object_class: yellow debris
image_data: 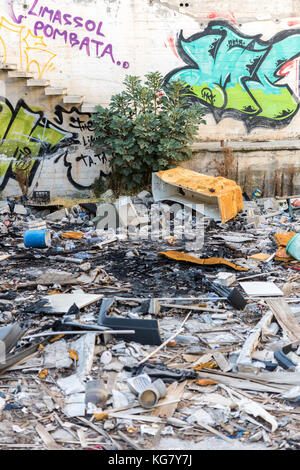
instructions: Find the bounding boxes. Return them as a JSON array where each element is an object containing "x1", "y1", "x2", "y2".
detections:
[
  {"x1": 38, "y1": 369, "x2": 48, "y2": 380},
  {"x1": 69, "y1": 350, "x2": 79, "y2": 361},
  {"x1": 159, "y1": 251, "x2": 248, "y2": 271},
  {"x1": 156, "y1": 167, "x2": 243, "y2": 223}
]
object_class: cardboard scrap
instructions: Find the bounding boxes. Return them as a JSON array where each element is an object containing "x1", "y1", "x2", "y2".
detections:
[
  {"x1": 275, "y1": 246, "x2": 295, "y2": 262},
  {"x1": 274, "y1": 232, "x2": 296, "y2": 247},
  {"x1": 61, "y1": 232, "x2": 83, "y2": 239},
  {"x1": 159, "y1": 251, "x2": 248, "y2": 272},
  {"x1": 249, "y1": 253, "x2": 271, "y2": 261}
]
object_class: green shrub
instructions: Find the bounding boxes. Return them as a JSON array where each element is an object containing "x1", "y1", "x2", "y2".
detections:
[{"x1": 92, "y1": 72, "x2": 206, "y2": 192}]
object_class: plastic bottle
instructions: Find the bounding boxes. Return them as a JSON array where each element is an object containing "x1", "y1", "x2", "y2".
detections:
[{"x1": 85, "y1": 380, "x2": 108, "y2": 408}]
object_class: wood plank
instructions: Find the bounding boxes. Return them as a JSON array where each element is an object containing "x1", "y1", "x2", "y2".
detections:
[
  {"x1": 161, "y1": 303, "x2": 226, "y2": 313},
  {"x1": 195, "y1": 371, "x2": 288, "y2": 393},
  {"x1": 266, "y1": 298, "x2": 300, "y2": 341},
  {"x1": 109, "y1": 412, "x2": 163, "y2": 423},
  {"x1": 236, "y1": 311, "x2": 273, "y2": 372},
  {"x1": 212, "y1": 351, "x2": 232, "y2": 372},
  {"x1": 36, "y1": 424, "x2": 63, "y2": 450},
  {"x1": 117, "y1": 431, "x2": 142, "y2": 451},
  {"x1": 194, "y1": 421, "x2": 233, "y2": 443},
  {"x1": 152, "y1": 381, "x2": 186, "y2": 418}
]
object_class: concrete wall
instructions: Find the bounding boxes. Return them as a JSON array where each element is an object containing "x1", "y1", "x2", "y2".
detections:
[{"x1": 0, "y1": 0, "x2": 300, "y2": 197}]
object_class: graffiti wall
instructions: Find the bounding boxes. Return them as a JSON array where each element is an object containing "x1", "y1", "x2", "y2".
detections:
[
  {"x1": 0, "y1": 94, "x2": 110, "y2": 196},
  {"x1": 165, "y1": 21, "x2": 300, "y2": 132}
]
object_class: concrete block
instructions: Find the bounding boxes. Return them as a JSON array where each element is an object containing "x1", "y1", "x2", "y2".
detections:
[
  {"x1": 27, "y1": 79, "x2": 50, "y2": 87},
  {"x1": 81, "y1": 103, "x2": 97, "y2": 113},
  {"x1": 45, "y1": 87, "x2": 68, "y2": 96},
  {"x1": 45, "y1": 208, "x2": 67, "y2": 222},
  {"x1": 8, "y1": 71, "x2": 34, "y2": 78},
  {"x1": 216, "y1": 272, "x2": 236, "y2": 287},
  {"x1": 63, "y1": 95, "x2": 84, "y2": 104}
]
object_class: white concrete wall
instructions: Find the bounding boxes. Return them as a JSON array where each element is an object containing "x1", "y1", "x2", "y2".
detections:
[{"x1": 0, "y1": 0, "x2": 300, "y2": 196}]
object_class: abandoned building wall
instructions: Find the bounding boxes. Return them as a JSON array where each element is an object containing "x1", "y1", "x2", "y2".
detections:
[{"x1": 0, "y1": 0, "x2": 300, "y2": 197}]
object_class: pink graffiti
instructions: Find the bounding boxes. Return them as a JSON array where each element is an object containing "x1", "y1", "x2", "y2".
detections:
[
  {"x1": 7, "y1": 1, "x2": 26, "y2": 24},
  {"x1": 278, "y1": 60, "x2": 295, "y2": 77},
  {"x1": 287, "y1": 19, "x2": 300, "y2": 27},
  {"x1": 164, "y1": 37, "x2": 179, "y2": 58},
  {"x1": 207, "y1": 11, "x2": 236, "y2": 24}
]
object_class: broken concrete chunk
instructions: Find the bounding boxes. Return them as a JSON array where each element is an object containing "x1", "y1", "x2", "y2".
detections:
[
  {"x1": 186, "y1": 408, "x2": 215, "y2": 427},
  {"x1": 216, "y1": 272, "x2": 236, "y2": 287}
]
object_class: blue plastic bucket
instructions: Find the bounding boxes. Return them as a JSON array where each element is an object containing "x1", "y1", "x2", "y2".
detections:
[
  {"x1": 24, "y1": 230, "x2": 51, "y2": 249},
  {"x1": 286, "y1": 233, "x2": 300, "y2": 261}
]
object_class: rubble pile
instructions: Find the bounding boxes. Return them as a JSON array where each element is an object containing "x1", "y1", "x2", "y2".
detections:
[{"x1": 0, "y1": 183, "x2": 300, "y2": 451}]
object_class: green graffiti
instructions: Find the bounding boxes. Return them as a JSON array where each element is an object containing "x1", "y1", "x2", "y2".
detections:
[
  {"x1": 165, "y1": 21, "x2": 300, "y2": 131},
  {"x1": 0, "y1": 98, "x2": 74, "y2": 191}
]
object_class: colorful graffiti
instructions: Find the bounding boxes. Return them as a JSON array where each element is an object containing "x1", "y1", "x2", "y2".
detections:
[
  {"x1": 0, "y1": 15, "x2": 56, "y2": 78},
  {"x1": 53, "y1": 106, "x2": 110, "y2": 190},
  {"x1": 165, "y1": 21, "x2": 300, "y2": 131},
  {"x1": 0, "y1": 98, "x2": 74, "y2": 190},
  {"x1": 0, "y1": 101, "x2": 110, "y2": 192}
]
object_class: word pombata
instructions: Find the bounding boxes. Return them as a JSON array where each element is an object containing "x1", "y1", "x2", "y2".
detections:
[
  {"x1": 165, "y1": 20, "x2": 300, "y2": 131},
  {"x1": 24, "y1": 0, "x2": 130, "y2": 67}
]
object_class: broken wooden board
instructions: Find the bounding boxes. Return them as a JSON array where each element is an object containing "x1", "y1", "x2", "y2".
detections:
[
  {"x1": 266, "y1": 298, "x2": 300, "y2": 342},
  {"x1": 152, "y1": 380, "x2": 186, "y2": 418},
  {"x1": 0, "y1": 254, "x2": 10, "y2": 262},
  {"x1": 236, "y1": 310, "x2": 274, "y2": 372},
  {"x1": 212, "y1": 351, "x2": 232, "y2": 373},
  {"x1": 195, "y1": 371, "x2": 288, "y2": 393},
  {"x1": 249, "y1": 253, "x2": 271, "y2": 261},
  {"x1": 36, "y1": 424, "x2": 63, "y2": 450}
]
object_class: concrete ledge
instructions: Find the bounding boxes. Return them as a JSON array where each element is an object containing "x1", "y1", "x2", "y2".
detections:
[{"x1": 191, "y1": 140, "x2": 300, "y2": 152}]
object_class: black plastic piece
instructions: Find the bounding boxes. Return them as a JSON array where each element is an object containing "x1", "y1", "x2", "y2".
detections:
[
  {"x1": 0, "y1": 292, "x2": 17, "y2": 301},
  {"x1": 67, "y1": 303, "x2": 80, "y2": 318},
  {"x1": 79, "y1": 203, "x2": 97, "y2": 217},
  {"x1": 98, "y1": 298, "x2": 162, "y2": 346},
  {"x1": 274, "y1": 340, "x2": 300, "y2": 370},
  {"x1": 227, "y1": 288, "x2": 248, "y2": 310},
  {"x1": 263, "y1": 362, "x2": 278, "y2": 372},
  {"x1": 33, "y1": 191, "x2": 50, "y2": 204},
  {"x1": 202, "y1": 279, "x2": 247, "y2": 310},
  {"x1": 53, "y1": 318, "x2": 107, "y2": 332},
  {"x1": 7, "y1": 200, "x2": 16, "y2": 215},
  {"x1": 126, "y1": 362, "x2": 198, "y2": 383}
]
